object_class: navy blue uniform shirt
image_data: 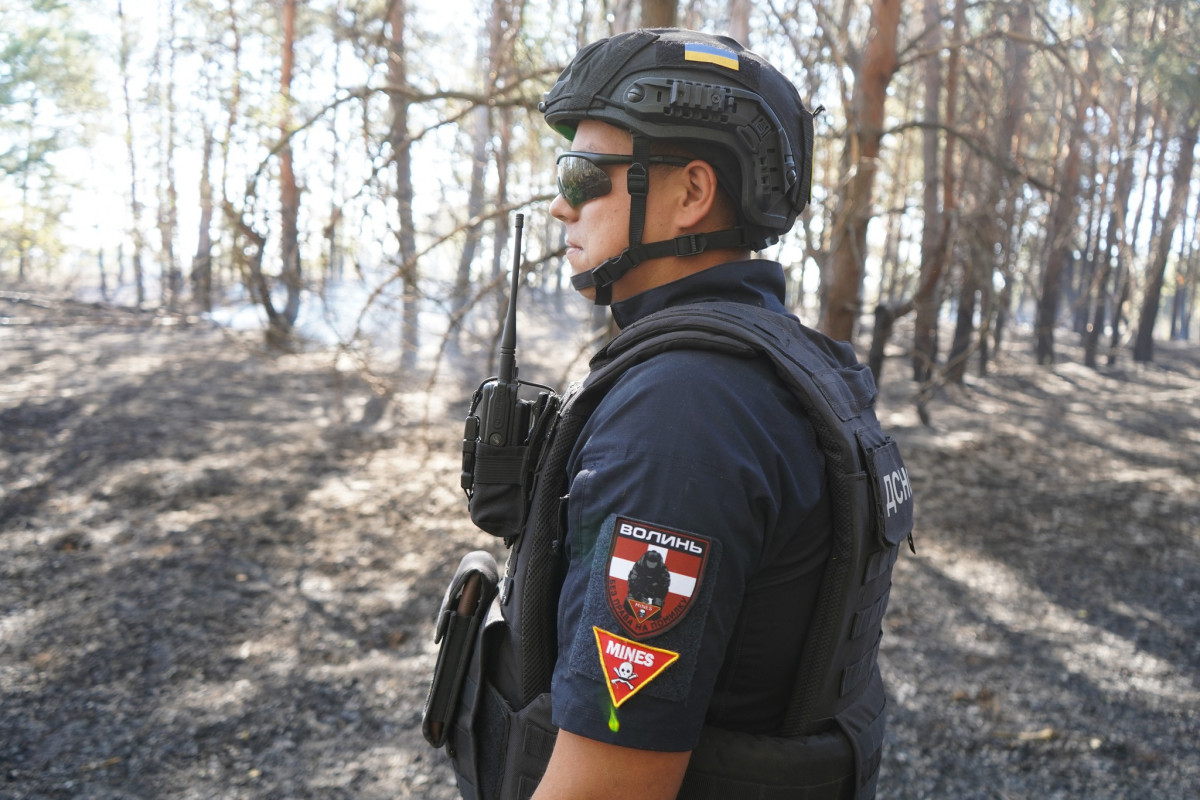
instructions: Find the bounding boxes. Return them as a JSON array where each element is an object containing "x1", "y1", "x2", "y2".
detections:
[{"x1": 550, "y1": 259, "x2": 832, "y2": 751}]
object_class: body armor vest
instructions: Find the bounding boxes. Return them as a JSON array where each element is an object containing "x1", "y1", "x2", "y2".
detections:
[{"x1": 428, "y1": 302, "x2": 913, "y2": 800}]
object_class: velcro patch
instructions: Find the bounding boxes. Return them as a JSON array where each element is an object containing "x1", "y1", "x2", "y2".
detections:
[
  {"x1": 593, "y1": 627, "x2": 679, "y2": 708},
  {"x1": 606, "y1": 516, "x2": 711, "y2": 640}
]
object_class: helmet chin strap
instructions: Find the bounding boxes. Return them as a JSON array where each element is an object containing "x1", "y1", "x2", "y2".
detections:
[
  {"x1": 571, "y1": 134, "x2": 749, "y2": 306},
  {"x1": 570, "y1": 229, "x2": 752, "y2": 305}
]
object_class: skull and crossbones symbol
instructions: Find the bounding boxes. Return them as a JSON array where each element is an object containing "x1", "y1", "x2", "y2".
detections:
[{"x1": 611, "y1": 661, "x2": 638, "y2": 690}]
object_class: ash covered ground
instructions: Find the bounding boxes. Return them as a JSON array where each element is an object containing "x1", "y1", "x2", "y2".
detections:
[{"x1": 2, "y1": 292, "x2": 1197, "y2": 799}]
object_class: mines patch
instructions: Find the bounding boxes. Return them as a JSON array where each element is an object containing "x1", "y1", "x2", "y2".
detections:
[
  {"x1": 593, "y1": 627, "x2": 679, "y2": 708},
  {"x1": 605, "y1": 517, "x2": 710, "y2": 640}
]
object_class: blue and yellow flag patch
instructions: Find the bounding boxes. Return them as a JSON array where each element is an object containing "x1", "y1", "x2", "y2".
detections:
[{"x1": 683, "y1": 42, "x2": 740, "y2": 71}]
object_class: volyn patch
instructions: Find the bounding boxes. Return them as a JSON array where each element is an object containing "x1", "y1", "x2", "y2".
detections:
[
  {"x1": 605, "y1": 517, "x2": 710, "y2": 640},
  {"x1": 593, "y1": 627, "x2": 679, "y2": 708}
]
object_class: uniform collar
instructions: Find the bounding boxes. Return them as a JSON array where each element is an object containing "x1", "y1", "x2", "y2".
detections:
[{"x1": 610, "y1": 259, "x2": 791, "y2": 330}]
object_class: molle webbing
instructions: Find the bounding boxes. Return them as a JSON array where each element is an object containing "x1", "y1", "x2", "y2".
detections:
[{"x1": 509, "y1": 400, "x2": 584, "y2": 705}]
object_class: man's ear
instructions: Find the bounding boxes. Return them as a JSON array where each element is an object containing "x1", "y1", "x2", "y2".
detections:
[{"x1": 675, "y1": 159, "x2": 722, "y2": 229}]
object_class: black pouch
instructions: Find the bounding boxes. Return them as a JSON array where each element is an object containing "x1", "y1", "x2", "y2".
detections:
[
  {"x1": 677, "y1": 670, "x2": 886, "y2": 800},
  {"x1": 467, "y1": 392, "x2": 560, "y2": 539},
  {"x1": 422, "y1": 550, "x2": 500, "y2": 747},
  {"x1": 481, "y1": 689, "x2": 556, "y2": 800},
  {"x1": 468, "y1": 443, "x2": 530, "y2": 539},
  {"x1": 678, "y1": 723, "x2": 855, "y2": 799},
  {"x1": 444, "y1": 614, "x2": 557, "y2": 800}
]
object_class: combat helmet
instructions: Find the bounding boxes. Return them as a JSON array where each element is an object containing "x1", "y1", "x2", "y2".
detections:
[{"x1": 540, "y1": 28, "x2": 816, "y2": 304}]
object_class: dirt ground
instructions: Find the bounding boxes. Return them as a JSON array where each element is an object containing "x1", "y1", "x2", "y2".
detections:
[{"x1": 1, "y1": 291, "x2": 1197, "y2": 800}]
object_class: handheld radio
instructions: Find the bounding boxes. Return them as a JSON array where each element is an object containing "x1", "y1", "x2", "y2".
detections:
[{"x1": 459, "y1": 214, "x2": 557, "y2": 534}]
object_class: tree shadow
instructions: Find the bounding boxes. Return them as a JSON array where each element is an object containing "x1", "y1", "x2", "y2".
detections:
[
  {"x1": 877, "y1": 344, "x2": 1200, "y2": 797},
  {"x1": 0, "y1": 317, "x2": 468, "y2": 798}
]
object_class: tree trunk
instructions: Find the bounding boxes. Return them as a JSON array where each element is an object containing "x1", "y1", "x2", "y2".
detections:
[
  {"x1": 1182, "y1": 225, "x2": 1200, "y2": 341},
  {"x1": 453, "y1": 0, "x2": 511, "y2": 346},
  {"x1": 278, "y1": 0, "x2": 303, "y2": 332},
  {"x1": 879, "y1": 98, "x2": 914, "y2": 304},
  {"x1": 945, "y1": 260, "x2": 977, "y2": 384},
  {"x1": 1035, "y1": 30, "x2": 1099, "y2": 365},
  {"x1": 388, "y1": 0, "x2": 420, "y2": 372},
  {"x1": 945, "y1": 0, "x2": 989, "y2": 386},
  {"x1": 1169, "y1": 267, "x2": 1185, "y2": 341},
  {"x1": 191, "y1": 124, "x2": 215, "y2": 312},
  {"x1": 221, "y1": 0, "x2": 243, "y2": 306},
  {"x1": 911, "y1": 0, "x2": 945, "y2": 383},
  {"x1": 821, "y1": 0, "x2": 901, "y2": 342},
  {"x1": 117, "y1": 0, "x2": 146, "y2": 307},
  {"x1": 234, "y1": 212, "x2": 285, "y2": 347},
  {"x1": 1108, "y1": 263, "x2": 1131, "y2": 366},
  {"x1": 451, "y1": 104, "x2": 491, "y2": 349},
  {"x1": 323, "y1": 5, "x2": 343, "y2": 290},
  {"x1": 729, "y1": 0, "x2": 751, "y2": 45},
  {"x1": 1173, "y1": 195, "x2": 1197, "y2": 340},
  {"x1": 1071, "y1": 139, "x2": 1104, "y2": 337},
  {"x1": 158, "y1": 0, "x2": 181, "y2": 310},
  {"x1": 1111, "y1": 99, "x2": 1168, "y2": 364},
  {"x1": 1085, "y1": 81, "x2": 1144, "y2": 368},
  {"x1": 980, "y1": 0, "x2": 1031, "y2": 375},
  {"x1": 1133, "y1": 112, "x2": 1199, "y2": 362},
  {"x1": 867, "y1": 303, "x2": 898, "y2": 383},
  {"x1": 641, "y1": 0, "x2": 677, "y2": 27}
]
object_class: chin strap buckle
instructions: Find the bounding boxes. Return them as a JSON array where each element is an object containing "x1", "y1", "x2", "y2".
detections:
[
  {"x1": 571, "y1": 250, "x2": 638, "y2": 292},
  {"x1": 674, "y1": 234, "x2": 705, "y2": 257}
]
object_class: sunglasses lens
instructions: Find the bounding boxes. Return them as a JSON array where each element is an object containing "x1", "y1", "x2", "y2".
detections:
[{"x1": 557, "y1": 155, "x2": 612, "y2": 208}]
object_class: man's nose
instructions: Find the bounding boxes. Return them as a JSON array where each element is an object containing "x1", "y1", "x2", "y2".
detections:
[{"x1": 549, "y1": 192, "x2": 575, "y2": 222}]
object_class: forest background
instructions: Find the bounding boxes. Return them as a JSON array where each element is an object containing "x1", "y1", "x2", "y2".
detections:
[
  {"x1": 2, "y1": 0, "x2": 1200, "y2": 798},
  {"x1": 5, "y1": 0, "x2": 1199, "y2": 373}
]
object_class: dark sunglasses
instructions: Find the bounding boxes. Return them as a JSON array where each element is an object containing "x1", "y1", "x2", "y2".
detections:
[{"x1": 555, "y1": 151, "x2": 691, "y2": 208}]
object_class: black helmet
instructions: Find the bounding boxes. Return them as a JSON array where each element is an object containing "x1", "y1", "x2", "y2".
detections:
[{"x1": 540, "y1": 28, "x2": 815, "y2": 255}]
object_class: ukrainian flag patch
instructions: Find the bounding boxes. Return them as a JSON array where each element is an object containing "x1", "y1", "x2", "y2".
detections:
[{"x1": 683, "y1": 42, "x2": 740, "y2": 71}]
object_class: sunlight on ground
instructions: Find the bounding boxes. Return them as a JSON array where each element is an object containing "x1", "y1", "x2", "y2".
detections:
[{"x1": 923, "y1": 539, "x2": 1199, "y2": 708}]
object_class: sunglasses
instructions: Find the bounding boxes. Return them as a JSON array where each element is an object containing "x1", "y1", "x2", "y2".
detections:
[{"x1": 555, "y1": 151, "x2": 691, "y2": 208}]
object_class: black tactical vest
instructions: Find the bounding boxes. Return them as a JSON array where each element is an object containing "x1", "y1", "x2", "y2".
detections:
[{"x1": 430, "y1": 301, "x2": 914, "y2": 800}]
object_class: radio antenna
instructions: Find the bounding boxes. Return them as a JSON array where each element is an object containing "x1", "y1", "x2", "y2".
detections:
[{"x1": 498, "y1": 213, "x2": 523, "y2": 384}]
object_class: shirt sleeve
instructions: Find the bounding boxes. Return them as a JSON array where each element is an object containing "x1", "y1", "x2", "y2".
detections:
[{"x1": 549, "y1": 348, "x2": 825, "y2": 751}]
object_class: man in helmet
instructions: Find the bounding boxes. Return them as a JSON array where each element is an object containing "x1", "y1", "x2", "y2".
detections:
[
  {"x1": 529, "y1": 28, "x2": 855, "y2": 800},
  {"x1": 541, "y1": 29, "x2": 814, "y2": 307},
  {"x1": 438, "y1": 28, "x2": 903, "y2": 800}
]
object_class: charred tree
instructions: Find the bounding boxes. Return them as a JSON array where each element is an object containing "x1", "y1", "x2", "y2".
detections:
[
  {"x1": 117, "y1": 0, "x2": 146, "y2": 307},
  {"x1": 1085, "y1": 81, "x2": 1145, "y2": 368},
  {"x1": 1133, "y1": 111, "x2": 1198, "y2": 362},
  {"x1": 910, "y1": 0, "x2": 947, "y2": 383},
  {"x1": 191, "y1": 124, "x2": 215, "y2": 313},
  {"x1": 388, "y1": 0, "x2": 420, "y2": 372},
  {"x1": 156, "y1": 0, "x2": 182, "y2": 310},
  {"x1": 1034, "y1": 30, "x2": 1099, "y2": 365},
  {"x1": 277, "y1": 0, "x2": 303, "y2": 336}
]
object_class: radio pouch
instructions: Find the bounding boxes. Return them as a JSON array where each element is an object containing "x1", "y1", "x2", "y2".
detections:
[
  {"x1": 422, "y1": 550, "x2": 500, "y2": 747},
  {"x1": 466, "y1": 391, "x2": 559, "y2": 540},
  {"x1": 467, "y1": 443, "x2": 529, "y2": 539}
]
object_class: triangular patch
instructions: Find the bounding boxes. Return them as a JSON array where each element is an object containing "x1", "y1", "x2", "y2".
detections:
[
  {"x1": 627, "y1": 599, "x2": 661, "y2": 622},
  {"x1": 593, "y1": 627, "x2": 679, "y2": 708}
]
